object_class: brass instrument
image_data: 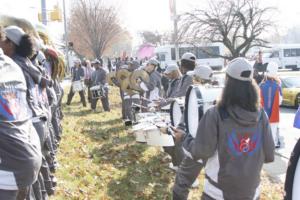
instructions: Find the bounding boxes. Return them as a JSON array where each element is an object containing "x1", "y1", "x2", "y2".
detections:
[{"x1": 129, "y1": 69, "x2": 150, "y2": 92}]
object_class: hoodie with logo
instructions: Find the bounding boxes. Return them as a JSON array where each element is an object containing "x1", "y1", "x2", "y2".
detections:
[
  {"x1": 0, "y1": 50, "x2": 42, "y2": 190},
  {"x1": 186, "y1": 105, "x2": 274, "y2": 200}
]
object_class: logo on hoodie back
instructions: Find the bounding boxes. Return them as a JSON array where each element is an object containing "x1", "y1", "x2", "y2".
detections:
[{"x1": 227, "y1": 128, "x2": 262, "y2": 158}]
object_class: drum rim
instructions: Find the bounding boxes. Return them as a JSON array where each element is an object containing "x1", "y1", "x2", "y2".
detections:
[{"x1": 184, "y1": 85, "x2": 204, "y2": 137}]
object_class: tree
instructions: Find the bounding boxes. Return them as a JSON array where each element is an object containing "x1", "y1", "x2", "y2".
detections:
[
  {"x1": 68, "y1": 0, "x2": 124, "y2": 59},
  {"x1": 139, "y1": 31, "x2": 162, "y2": 46},
  {"x1": 178, "y1": 0, "x2": 275, "y2": 60}
]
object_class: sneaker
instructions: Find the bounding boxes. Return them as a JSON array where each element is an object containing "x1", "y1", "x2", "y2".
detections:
[
  {"x1": 275, "y1": 141, "x2": 281, "y2": 149},
  {"x1": 168, "y1": 163, "x2": 179, "y2": 171},
  {"x1": 191, "y1": 179, "x2": 199, "y2": 188}
]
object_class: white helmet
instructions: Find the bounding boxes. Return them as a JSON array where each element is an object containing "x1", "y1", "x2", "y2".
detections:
[
  {"x1": 188, "y1": 65, "x2": 213, "y2": 80},
  {"x1": 266, "y1": 62, "x2": 278, "y2": 77}
]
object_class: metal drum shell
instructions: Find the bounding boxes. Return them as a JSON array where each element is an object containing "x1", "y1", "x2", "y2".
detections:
[
  {"x1": 144, "y1": 125, "x2": 174, "y2": 147},
  {"x1": 90, "y1": 85, "x2": 104, "y2": 99},
  {"x1": 72, "y1": 81, "x2": 84, "y2": 92}
]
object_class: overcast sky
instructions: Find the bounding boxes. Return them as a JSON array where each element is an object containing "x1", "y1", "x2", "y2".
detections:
[{"x1": 1, "y1": 0, "x2": 300, "y2": 45}]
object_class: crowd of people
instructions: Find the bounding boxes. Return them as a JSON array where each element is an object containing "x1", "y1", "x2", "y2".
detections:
[
  {"x1": 0, "y1": 25, "x2": 64, "y2": 199},
  {"x1": 0, "y1": 21, "x2": 296, "y2": 199},
  {"x1": 103, "y1": 52, "x2": 286, "y2": 199}
]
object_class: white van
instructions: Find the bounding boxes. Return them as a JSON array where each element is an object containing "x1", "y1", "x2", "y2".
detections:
[
  {"x1": 262, "y1": 44, "x2": 300, "y2": 70},
  {"x1": 155, "y1": 44, "x2": 225, "y2": 70}
]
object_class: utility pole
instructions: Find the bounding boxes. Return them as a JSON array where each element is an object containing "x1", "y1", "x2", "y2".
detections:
[
  {"x1": 171, "y1": 0, "x2": 179, "y2": 61},
  {"x1": 63, "y1": 0, "x2": 70, "y2": 73},
  {"x1": 41, "y1": 0, "x2": 47, "y2": 25}
]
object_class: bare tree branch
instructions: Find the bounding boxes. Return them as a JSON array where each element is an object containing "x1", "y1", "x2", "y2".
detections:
[
  {"x1": 68, "y1": 0, "x2": 124, "y2": 59},
  {"x1": 178, "y1": 0, "x2": 276, "y2": 60}
]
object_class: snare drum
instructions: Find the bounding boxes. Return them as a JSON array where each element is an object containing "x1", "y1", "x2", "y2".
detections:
[
  {"x1": 170, "y1": 98, "x2": 185, "y2": 126},
  {"x1": 144, "y1": 124, "x2": 174, "y2": 147},
  {"x1": 90, "y1": 85, "x2": 105, "y2": 99},
  {"x1": 72, "y1": 80, "x2": 84, "y2": 92},
  {"x1": 132, "y1": 122, "x2": 151, "y2": 143},
  {"x1": 184, "y1": 85, "x2": 222, "y2": 138}
]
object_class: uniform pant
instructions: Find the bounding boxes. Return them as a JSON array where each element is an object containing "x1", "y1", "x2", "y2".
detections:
[
  {"x1": 123, "y1": 98, "x2": 140, "y2": 121},
  {"x1": 91, "y1": 96, "x2": 110, "y2": 111},
  {"x1": 173, "y1": 156, "x2": 205, "y2": 200},
  {"x1": 66, "y1": 87, "x2": 86, "y2": 107},
  {"x1": 0, "y1": 187, "x2": 30, "y2": 200},
  {"x1": 120, "y1": 90, "x2": 125, "y2": 119},
  {"x1": 84, "y1": 79, "x2": 92, "y2": 103},
  {"x1": 270, "y1": 123, "x2": 280, "y2": 145},
  {"x1": 0, "y1": 190, "x2": 18, "y2": 200},
  {"x1": 164, "y1": 140, "x2": 184, "y2": 167}
]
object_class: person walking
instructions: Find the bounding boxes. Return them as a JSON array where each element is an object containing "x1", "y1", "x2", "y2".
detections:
[
  {"x1": 90, "y1": 59, "x2": 110, "y2": 112},
  {"x1": 260, "y1": 62, "x2": 282, "y2": 148},
  {"x1": 173, "y1": 58, "x2": 275, "y2": 199},
  {"x1": 66, "y1": 59, "x2": 86, "y2": 107}
]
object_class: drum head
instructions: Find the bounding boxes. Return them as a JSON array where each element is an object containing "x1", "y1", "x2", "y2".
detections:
[
  {"x1": 184, "y1": 85, "x2": 222, "y2": 138},
  {"x1": 185, "y1": 86, "x2": 202, "y2": 138},
  {"x1": 170, "y1": 100, "x2": 183, "y2": 126}
]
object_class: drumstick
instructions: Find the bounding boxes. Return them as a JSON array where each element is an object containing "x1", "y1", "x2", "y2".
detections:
[
  {"x1": 132, "y1": 103, "x2": 148, "y2": 110},
  {"x1": 141, "y1": 96, "x2": 152, "y2": 103}
]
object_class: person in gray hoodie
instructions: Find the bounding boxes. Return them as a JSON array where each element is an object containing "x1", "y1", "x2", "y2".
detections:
[
  {"x1": 173, "y1": 57, "x2": 275, "y2": 200},
  {"x1": 0, "y1": 28, "x2": 41, "y2": 199}
]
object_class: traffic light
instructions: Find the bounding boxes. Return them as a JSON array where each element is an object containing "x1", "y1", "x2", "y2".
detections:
[{"x1": 50, "y1": 5, "x2": 62, "y2": 22}]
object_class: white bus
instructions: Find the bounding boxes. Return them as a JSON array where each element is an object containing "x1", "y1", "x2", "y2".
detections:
[
  {"x1": 262, "y1": 44, "x2": 300, "y2": 70},
  {"x1": 155, "y1": 44, "x2": 225, "y2": 70}
]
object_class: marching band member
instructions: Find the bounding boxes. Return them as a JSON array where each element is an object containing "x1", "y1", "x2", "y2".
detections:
[
  {"x1": 173, "y1": 58, "x2": 274, "y2": 200},
  {"x1": 83, "y1": 60, "x2": 94, "y2": 103},
  {"x1": 174, "y1": 52, "x2": 196, "y2": 97},
  {"x1": 0, "y1": 43, "x2": 42, "y2": 200},
  {"x1": 0, "y1": 25, "x2": 56, "y2": 198},
  {"x1": 141, "y1": 59, "x2": 162, "y2": 102},
  {"x1": 172, "y1": 65, "x2": 214, "y2": 199},
  {"x1": 90, "y1": 59, "x2": 110, "y2": 112},
  {"x1": 123, "y1": 61, "x2": 141, "y2": 121},
  {"x1": 164, "y1": 64, "x2": 182, "y2": 99},
  {"x1": 66, "y1": 59, "x2": 87, "y2": 107},
  {"x1": 260, "y1": 62, "x2": 282, "y2": 148}
]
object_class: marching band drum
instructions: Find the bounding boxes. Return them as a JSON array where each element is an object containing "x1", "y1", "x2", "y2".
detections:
[
  {"x1": 144, "y1": 123, "x2": 174, "y2": 147},
  {"x1": 72, "y1": 80, "x2": 85, "y2": 92},
  {"x1": 184, "y1": 85, "x2": 223, "y2": 138},
  {"x1": 90, "y1": 85, "x2": 106, "y2": 99},
  {"x1": 170, "y1": 98, "x2": 185, "y2": 127}
]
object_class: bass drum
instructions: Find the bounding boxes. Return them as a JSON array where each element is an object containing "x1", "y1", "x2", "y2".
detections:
[
  {"x1": 284, "y1": 139, "x2": 300, "y2": 200},
  {"x1": 170, "y1": 99, "x2": 184, "y2": 127},
  {"x1": 184, "y1": 85, "x2": 222, "y2": 138}
]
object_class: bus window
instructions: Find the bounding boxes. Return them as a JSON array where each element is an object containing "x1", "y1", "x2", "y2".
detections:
[
  {"x1": 284, "y1": 49, "x2": 291, "y2": 57},
  {"x1": 296, "y1": 49, "x2": 300, "y2": 57},
  {"x1": 270, "y1": 51, "x2": 279, "y2": 58},
  {"x1": 157, "y1": 53, "x2": 166, "y2": 61},
  {"x1": 291, "y1": 49, "x2": 297, "y2": 57}
]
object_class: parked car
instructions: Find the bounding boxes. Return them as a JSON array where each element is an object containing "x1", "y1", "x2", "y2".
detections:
[{"x1": 281, "y1": 77, "x2": 300, "y2": 107}]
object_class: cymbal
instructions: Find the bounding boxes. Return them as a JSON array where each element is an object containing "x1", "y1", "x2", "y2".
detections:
[
  {"x1": 107, "y1": 71, "x2": 116, "y2": 86},
  {"x1": 129, "y1": 69, "x2": 150, "y2": 92}
]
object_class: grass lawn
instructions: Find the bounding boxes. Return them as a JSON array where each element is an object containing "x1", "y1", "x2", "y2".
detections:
[{"x1": 51, "y1": 86, "x2": 284, "y2": 200}]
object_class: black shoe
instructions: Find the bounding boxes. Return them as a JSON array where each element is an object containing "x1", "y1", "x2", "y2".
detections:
[{"x1": 275, "y1": 141, "x2": 281, "y2": 149}]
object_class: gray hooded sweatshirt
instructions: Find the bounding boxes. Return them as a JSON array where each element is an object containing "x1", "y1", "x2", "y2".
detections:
[
  {"x1": 0, "y1": 50, "x2": 42, "y2": 190},
  {"x1": 187, "y1": 106, "x2": 274, "y2": 199}
]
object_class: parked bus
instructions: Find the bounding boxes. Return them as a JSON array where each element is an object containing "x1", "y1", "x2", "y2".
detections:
[
  {"x1": 155, "y1": 44, "x2": 225, "y2": 70},
  {"x1": 262, "y1": 44, "x2": 300, "y2": 70}
]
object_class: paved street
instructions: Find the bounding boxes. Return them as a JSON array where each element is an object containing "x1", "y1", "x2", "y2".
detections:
[{"x1": 264, "y1": 106, "x2": 300, "y2": 183}]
